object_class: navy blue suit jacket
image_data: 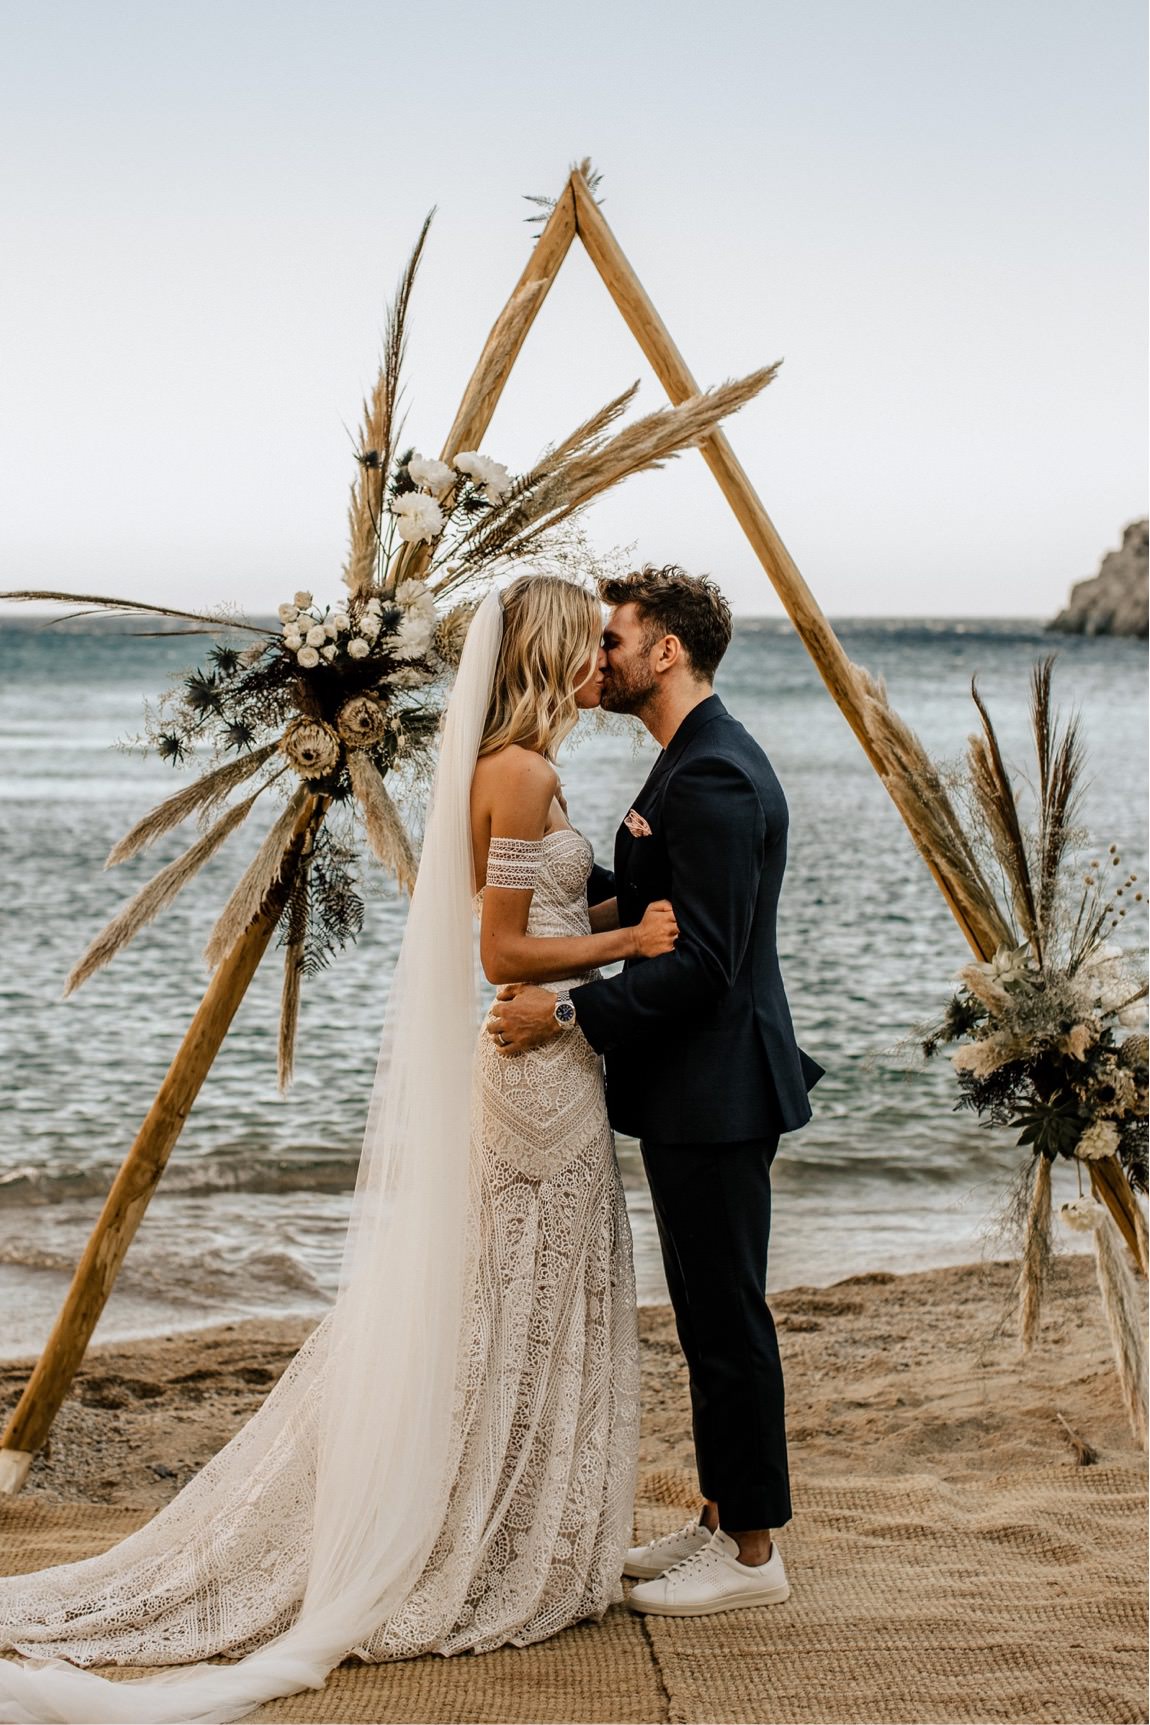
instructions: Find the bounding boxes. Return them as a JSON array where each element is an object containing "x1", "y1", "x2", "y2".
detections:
[{"x1": 572, "y1": 695, "x2": 824, "y2": 1143}]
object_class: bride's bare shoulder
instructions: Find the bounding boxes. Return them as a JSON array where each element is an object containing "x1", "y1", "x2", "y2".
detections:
[{"x1": 474, "y1": 745, "x2": 558, "y2": 798}]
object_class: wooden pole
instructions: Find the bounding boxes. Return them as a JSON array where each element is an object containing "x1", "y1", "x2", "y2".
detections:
[
  {"x1": 567, "y1": 168, "x2": 996, "y2": 962},
  {"x1": 0, "y1": 795, "x2": 326, "y2": 1494},
  {"x1": 569, "y1": 168, "x2": 1147, "y2": 1262},
  {"x1": 394, "y1": 181, "x2": 579, "y2": 594}
]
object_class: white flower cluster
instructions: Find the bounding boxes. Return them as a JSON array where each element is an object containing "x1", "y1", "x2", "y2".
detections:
[
  {"x1": 389, "y1": 579, "x2": 437, "y2": 665},
  {"x1": 387, "y1": 447, "x2": 512, "y2": 545},
  {"x1": 277, "y1": 590, "x2": 361, "y2": 667}
]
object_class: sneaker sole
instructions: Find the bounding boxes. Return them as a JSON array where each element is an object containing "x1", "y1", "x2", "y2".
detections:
[{"x1": 627, "y1": 1582, "x2": 791, "y2": 1616}]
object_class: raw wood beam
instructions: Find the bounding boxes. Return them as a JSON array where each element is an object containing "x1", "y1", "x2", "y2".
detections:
[{"x1": 569, "y1": 168, "x2": 995, "y2": 961}]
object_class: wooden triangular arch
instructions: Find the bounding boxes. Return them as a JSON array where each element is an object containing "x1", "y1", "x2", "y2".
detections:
[
  {"x1": 1, "y1": 163, "x2": 1141, "y2": 1494},
  {"x1": 436, "y1": 163, "x2": 999, "y2": 958}
]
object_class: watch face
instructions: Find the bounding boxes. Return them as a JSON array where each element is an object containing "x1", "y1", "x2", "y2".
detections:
[{"x1": 555, "y1": 1000, "x2": 577, "y2": 1026}]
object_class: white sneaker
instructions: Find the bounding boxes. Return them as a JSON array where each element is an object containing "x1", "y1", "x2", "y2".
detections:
[
  {"x1": 627, "y1": 1528, "x2": 790, "y2": 1616},
  {"x1": 623, "y1": 1518, "x2": 712, "y2": 1580}
]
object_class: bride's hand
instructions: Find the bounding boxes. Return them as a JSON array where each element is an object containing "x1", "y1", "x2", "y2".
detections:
[{"x1": 632, "y1": 899, "x2": 678, "y2": 958}]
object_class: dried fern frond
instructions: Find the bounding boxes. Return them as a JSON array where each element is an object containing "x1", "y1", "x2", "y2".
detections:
[
  {"x1": 348, "y1": 752, "x2": 417, "y2": 892},
  {"x1": 343, "y1": 214, "x2": 434, "y2": 598},
  {"x1": 67, "y1": 790, "x2": 265, "y2": 995},
  {"x1": 0, "y1": 591, "x2": 267, "y2": 635},
  {"x1": 203, "y1": 787, "x2": 309, "y2": 968},
  {"x1": 105, "y1": 745, "x2": 281, "y2": 867}
]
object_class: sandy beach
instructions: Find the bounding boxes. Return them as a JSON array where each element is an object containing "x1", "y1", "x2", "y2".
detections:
[{"x1": 2, "y1": 1254, "x2": 1146, "y2": 1724}]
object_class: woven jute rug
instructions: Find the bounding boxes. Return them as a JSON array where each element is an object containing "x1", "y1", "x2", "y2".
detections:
[{"x1": 2, "y1": 1462, "x2": 1146, "y2": 1724}]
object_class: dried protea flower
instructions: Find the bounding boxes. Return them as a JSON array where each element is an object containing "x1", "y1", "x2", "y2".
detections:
[
  {"x1": 1119, "y1": 1034, "x2": 1149, "y2": 1071},
  {"x1": 336, "y1": 694, "x2": 389, "y2": 750},
  {"x1": 433, "y1": 600, "x2": 477, "y2": 668},
  {"x1": 281, "y1": 717, "x2": 342, "y2": 779}
]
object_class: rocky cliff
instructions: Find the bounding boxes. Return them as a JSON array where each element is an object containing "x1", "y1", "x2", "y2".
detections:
[{"x1": 1048, "y1": 518, "x2": 1148, "y2": 638}]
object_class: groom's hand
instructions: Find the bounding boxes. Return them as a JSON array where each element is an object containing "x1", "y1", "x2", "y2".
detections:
[{"x1": 487, "y1": 984, "x2": 563, "y2": 1055}]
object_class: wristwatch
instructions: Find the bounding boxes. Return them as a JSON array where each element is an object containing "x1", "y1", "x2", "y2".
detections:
[{"x1": 553, "y1": 994, "x2": 577, "y2": 1029}]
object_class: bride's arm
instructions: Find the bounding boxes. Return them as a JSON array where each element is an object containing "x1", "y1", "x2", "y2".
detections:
[
  {"x1": 476, "y1": 750, "x2": 674, "y2": 986},
  {"x1": 588, "y1": 898, "x2": 620, "y2": 933}
]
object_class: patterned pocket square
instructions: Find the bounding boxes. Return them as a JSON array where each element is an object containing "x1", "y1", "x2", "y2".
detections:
[{"x1": 623, "y1": 809, "x2": 653, "y2": 838}]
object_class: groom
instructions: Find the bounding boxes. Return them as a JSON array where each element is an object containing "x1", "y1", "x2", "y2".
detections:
[{"x1": 488, "y1": 565, "x2": 823, "y2": 1617}]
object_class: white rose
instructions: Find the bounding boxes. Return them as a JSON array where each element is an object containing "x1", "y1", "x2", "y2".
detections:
[
  {"x1": 305, "y1": 624, "x2": 327, "y2": 648},
  {"x1": 359, "y1": 611, "x2": 381, "y2": 640},
  {"x1": 278, "y1": 603, "x2": 300, "y2": 624},
  {"x1": 347, "y1": 637, "x2": 371, "y2": 659},
  {"x1": 389, "y1": 491, "x2": 446, "y2": 544},
  {"x1": 407, "y1": 453, "x2": 455, "y2": 498},
  {"x1": 321, "y1": 643, "x2": 337, "y2": 662},
  {"x1": 330, "y1": 612, "x2": 350, "y2": 633},
  {"x1": 297, "y1": 645, "x2": 321, "y2": 668},
  {"x1": 283, "y1": 630, "x2": 303, "y2": 651},
  {"x1": 453, "y1": 450, "x2": 511, "y2": 503},
  {"x1": 365, "y1": 596, "x2": 383, "y2": 615},
  {"x1": 293, "y1": 590, "x2": 313, "y2": 609}
]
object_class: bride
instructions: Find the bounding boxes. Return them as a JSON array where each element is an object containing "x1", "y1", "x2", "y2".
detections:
[{"x1": 0, "y1": 574, "x2": 678, "y2": 1724}]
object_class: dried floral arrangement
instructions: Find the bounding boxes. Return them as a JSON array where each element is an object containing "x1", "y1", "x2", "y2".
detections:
[
  {"x1": 862, "y1": 658, "x2": 1148, "y2": 1443},
  {"x1": 1, "y1": 216, "x2": 776, "y2": 1087}
]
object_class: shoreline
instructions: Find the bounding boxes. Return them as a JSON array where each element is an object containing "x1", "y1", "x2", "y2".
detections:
[{"x1": 2, "y1": 1254, "x2": 1144, "y2": 1510}]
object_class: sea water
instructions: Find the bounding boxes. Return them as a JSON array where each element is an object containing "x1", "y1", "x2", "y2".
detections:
[{"x1": 0, "y1": 616, "x2": 1145, "y2": 1354}]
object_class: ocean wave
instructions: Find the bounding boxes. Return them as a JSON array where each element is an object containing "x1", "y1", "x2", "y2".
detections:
[{"x1": 0, "y1": 1153, "x2": 362, "y2": 1206}]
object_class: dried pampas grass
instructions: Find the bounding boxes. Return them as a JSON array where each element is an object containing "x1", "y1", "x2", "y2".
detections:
[
  {"x1": 203, "y1": 787, "x2": 309, "y2": 969},
  {"x1": 348, "y1": 751, "x2": 417, "y2": 891},
  {"x1": 277, "y1": 864, "x2": 311, "y2": 1091},
  {"x1": 105, "y1": 746, "x2": 281, "y2": 868},
  {"x1": 851, "y1": 663, "x2": 1012, "y2": 960},
  {"x1": 67, "y1": 790, "x2": 265, "y2": 995}
]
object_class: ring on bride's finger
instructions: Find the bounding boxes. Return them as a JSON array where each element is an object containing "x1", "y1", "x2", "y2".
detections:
[{"x1": 496, "y1": 1033, "x2": 510, "y2": 1047}]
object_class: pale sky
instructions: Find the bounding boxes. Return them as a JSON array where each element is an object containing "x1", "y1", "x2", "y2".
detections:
[{"x1": 2, "y1": 0, "x2": 1145, "y2": 617}]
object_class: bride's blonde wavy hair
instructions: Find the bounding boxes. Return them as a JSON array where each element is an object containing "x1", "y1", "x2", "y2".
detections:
[{"x1": 479, "y1": 575, "x2": 602, "y2": 760}]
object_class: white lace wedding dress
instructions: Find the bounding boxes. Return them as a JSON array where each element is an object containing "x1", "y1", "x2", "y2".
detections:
[{"x1": 0, "y1": 828, "x2": 641, "y2": 1673}]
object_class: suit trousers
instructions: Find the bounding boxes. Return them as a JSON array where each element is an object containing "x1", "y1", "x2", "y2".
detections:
[{"x1": 640, "y1": 1135, "x2": 792, "y2": 1530}]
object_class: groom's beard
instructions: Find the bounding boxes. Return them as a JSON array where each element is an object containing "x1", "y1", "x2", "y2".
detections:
[{"x1": 600, "y1": 663, "x2": 657, "y2": 718}]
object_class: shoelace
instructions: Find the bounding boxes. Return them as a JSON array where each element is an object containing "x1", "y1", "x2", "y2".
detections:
[
  {"x1": 659, "y1": 1541, "x2": 727, "y2": 1580},
  {"x1": 645, "y1": 1521, "x2": 706, "y2": 1553}
]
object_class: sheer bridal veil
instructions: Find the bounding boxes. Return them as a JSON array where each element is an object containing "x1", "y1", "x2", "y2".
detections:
[{"x1": 0, "y1": 591, "x2": 505, "y2": 1723}]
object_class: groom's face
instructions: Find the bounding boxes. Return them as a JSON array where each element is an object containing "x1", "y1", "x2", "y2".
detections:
[{"x1": 600, "y1": 603, "x2": 660, "y2": 715}]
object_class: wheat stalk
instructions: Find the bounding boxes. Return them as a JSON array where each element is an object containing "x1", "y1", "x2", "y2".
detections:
[
  {"x1": 105, "y1": 746, "x2": 281, "y2": 867},
  {"x1": 203, "y1": 787, "x2": 309, "y2": 968},
  {"x1": 66, "y1": 790, "x2": 265, "y2": 995}
]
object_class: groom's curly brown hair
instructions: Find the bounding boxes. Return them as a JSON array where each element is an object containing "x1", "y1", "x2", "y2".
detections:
[{"x1": 598, "y1": 564, "x2": 732, "y2": 682}]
